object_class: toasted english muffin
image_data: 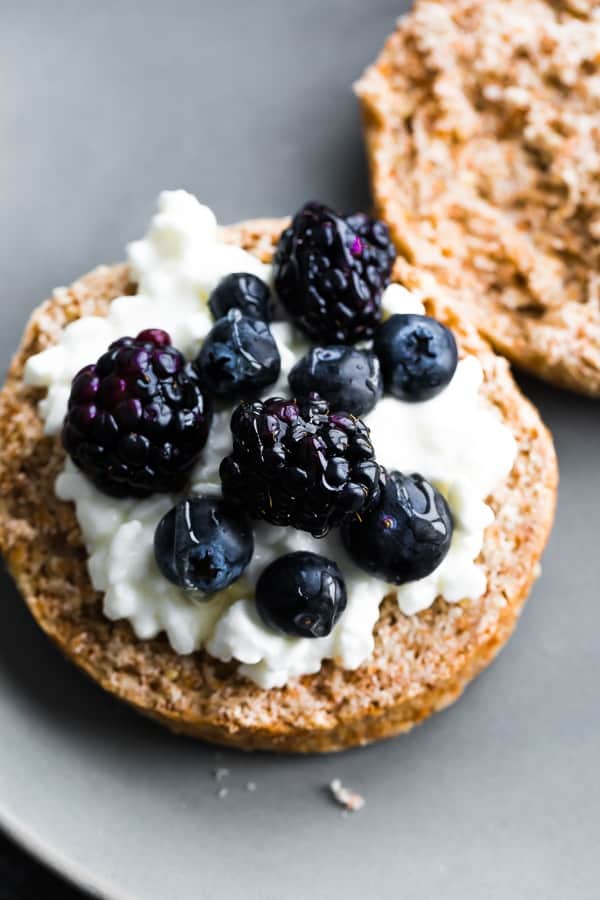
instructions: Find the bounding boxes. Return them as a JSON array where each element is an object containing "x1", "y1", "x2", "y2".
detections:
[
  {"x1": 0, "y1": 218, "x2": 557, "y2": 752},
  {"x1": 356, "y1": 0, "x2": 600, "y2": 397}
]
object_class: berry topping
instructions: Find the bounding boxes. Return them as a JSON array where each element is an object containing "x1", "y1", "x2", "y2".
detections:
[
  {"x1": 195, "y1": 309, "x2": 281, "y2": 399},
  {"x1": 219, "y1": 394, "x2": 382, "y2": 538},
  {"x1": 135, "y1": 328, "x2": 172, "y2": 348},
  {"x1": 288, "y1": 345, "x2": 383, "y2": 417},
  {"x1": 208, "y1": 272, "x2": 273, "y2": 322},
  {"x1": 273, "y1": 202, "x2": 396, "y2": 344},
  {"x1": 374, "y1": 314, "x2": 458, "y2": 402},
  {"x1": 63, "y1": 329, "x2": 212, "y2": 497},
  {"x1": 255, "y1": 551, "x2": 347, "y2": 638},
  {"x1": 341, "y1": 471, "x2": 453, "y2": 584},
  {"x1": 154, "y1": 497, "x2": 253, "y2": 594}
]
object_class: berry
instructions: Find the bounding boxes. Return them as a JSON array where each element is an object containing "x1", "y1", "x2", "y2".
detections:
[
  {"x1": 195, "y1": 309, "x2": 281, "y2": 399},
  {"x1": 374, "y1": 314, "x2": 458, "y2": 402},
  {"x1": 288, "y1": 345, "x2": 383, "y2": 417},
  {"x1": 63, "y1": 329, "x2": 212, "y2": 497},
  {"x1": 341, "y1": 471, "x2": 453, "y2": 584},
  {"x1": 154, "y1": 497, "x2": 253, "y2": 594},
  {"x1": 220, "y1": 394, "x2": 382, "y2": 538},
  {"x1": 255, "y1": 551, "x2": 347, "y2": 638},
  {"x1": 273, "y1": 201, "x2": 396, "y2": 344},
  {"x1": 208, "y1": 272, "x2": 273, "y2": 322}
]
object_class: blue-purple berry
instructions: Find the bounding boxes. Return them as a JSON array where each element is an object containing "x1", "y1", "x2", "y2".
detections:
[
  {"x1": 208, "y1": 272, "x2": 273, "y2": 322},
  {"x1": 154, "y1": 497, "x2": 253, "y2": 594},
  {"x1": 341, "y1": 470, "x2": 453, "y2": 584},
  {"x1": 255, "y1": 551, "x2": 347, "y2": 638},
  {"x1": 288, "y1": 345, "x2": 383, "y2": 416},
  {"x1": 374, "y1": 314, "x2": 458, "y2": 402},
  {"x1": 195, "y1": 309, "x2": 280, "y2": 399}
]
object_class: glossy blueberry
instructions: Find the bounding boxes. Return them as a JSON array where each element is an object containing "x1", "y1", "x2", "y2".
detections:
[
  {"x1": 154, "y1": 497, "x2": 253, "y2": 594},
  {"x1": 341, "y1": 470, "x2": 453, "y2": 584},
  {"x1": 288, "y1": 345, "x2": 383, "y2": 416},
  {"x1": 374, "y1": 314, "x2": 458, "y2": 402},
  {"x1": 255, "y1": 551, "x2": 347, "y2": 638},
  {"x1": 208, "y1": 272, "x2": 273, "y2": 322},
  {"x1": 195, "y1": 309, "x2": 281, "y2": 398}
]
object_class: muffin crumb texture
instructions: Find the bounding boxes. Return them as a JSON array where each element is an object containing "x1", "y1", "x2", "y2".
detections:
[
  {"x1": 0, "y1": 221, "x2": 557, "y2": 752},
  {"x1": 357, "y1": 0, "x2": 600, "y2": 395}
]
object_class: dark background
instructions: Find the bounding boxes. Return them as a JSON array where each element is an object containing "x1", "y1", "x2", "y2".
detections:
[{"x1": 0, "y1": 833, "x2": 83, "y2": 899}]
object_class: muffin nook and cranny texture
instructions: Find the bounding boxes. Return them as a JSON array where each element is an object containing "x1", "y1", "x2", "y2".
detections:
[
  {"x1": 16, "y1": 191, "x2": 517, "y2": 692},
  {"x1": 356, "y1": 0, "x2": 600, "y2": 396},
  {"x1": 0, "y1": 193, "x2": 556, "y2": 748},
  {"x1": 30, "y1": 191, "x2": 488, "y2": 672}
]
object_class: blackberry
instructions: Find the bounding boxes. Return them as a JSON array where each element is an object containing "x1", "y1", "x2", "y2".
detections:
[
  {"x1": 63, "y1": 328, "x2": 212, "y2": 497},
  {"x1": 288, "y1": 345, "x2": 383, "y2": 417},
  {"x1": 195, "y1": 309, "x2": 280, "y2": 399},
  {"x1": 219, "y1": 394, "x2": 382, "y2": 538},
  {"x1": 273, "y1": 201, "x2": 396, "y2": 344},
  {"x1": 341, "y1": 471, "x2": 453, "y2": 584},
  {"x1": 208, "y1": 272, "x2": 273, "y2": 322}
]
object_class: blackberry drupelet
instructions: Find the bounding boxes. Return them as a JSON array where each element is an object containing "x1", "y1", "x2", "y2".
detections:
[
  {"x1": 273, "y1": 201, "x2": 396, "y2": 344},
  {"x1": 341, "y1": 470, "x2": 453, "y2": 584},
  {"x1": 288, "y1": 345, "x2": 383, "y2": 417},
  {"x1": 256, "y1": 551, "x2": 347, "y2": 638},
  {"x1": 63, "y1": 328, "x2": 212, "y2": 497},
  {"x1": 219, "y1": 394, "x2": 382, "y2": 538}
]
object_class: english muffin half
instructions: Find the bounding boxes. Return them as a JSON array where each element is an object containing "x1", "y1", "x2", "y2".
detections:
[
  {"x1": 0, "y1": 218, "x2": 557, "y2": 752},
  {"x1": 356, "y1": 0, "x2": 600, "y2": 396}
]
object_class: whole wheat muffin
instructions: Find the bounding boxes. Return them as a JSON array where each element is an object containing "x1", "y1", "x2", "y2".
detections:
[
  {"x1": 0, "y1": 218, "x2": 557, "y2": 752},
  {"x1": 356, "y1": 0, "x2": 600, "y2": 397}
]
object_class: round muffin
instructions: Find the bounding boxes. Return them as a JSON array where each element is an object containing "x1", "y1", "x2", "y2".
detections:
[
  {"x1": 356, "y1": 0, "x2": 600, "y2": 397},
  {"x1": 0, "y1": 217, "x2": 557, "y2": 752}
]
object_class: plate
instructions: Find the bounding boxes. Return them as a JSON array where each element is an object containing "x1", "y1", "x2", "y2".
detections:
[{"x1": 1, "y1": 1, "x2": 599, "y2": 898}]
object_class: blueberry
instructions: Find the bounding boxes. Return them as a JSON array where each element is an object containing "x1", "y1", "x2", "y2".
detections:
[
  {"x1": 341, "y1": 470, "x2": 453, "y2": 584},
  {"x1": 209, "y1": 272, "x2": 273, "y2": 322},
  {"x1": 195, "y1": 309, "x2": 281, "y2": 398},
  {"x1": 288, "y1": 346, "x2": 383, "y2": 416},
  {"x1": 255, "y1": 551, "x2": 347, "y2": 638},
  {"x1": 374, "y1": 314, "x2": 458, "y2": 402},
  {"x1": 154, "y1": 497, "x2": 253, "y2": 594}
]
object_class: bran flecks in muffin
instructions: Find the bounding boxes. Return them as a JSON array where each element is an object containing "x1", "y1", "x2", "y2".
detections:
[
  {"x1": 357, "y1": 0, "x2": 600, "y2": 396},
  {"x1": 0, "y1": 196, "x2": 557, "y2": 751}
]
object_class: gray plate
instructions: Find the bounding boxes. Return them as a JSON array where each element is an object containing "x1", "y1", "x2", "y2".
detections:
[{"x1": 1, "y1": 2, "x2": 599, "y2": 898}]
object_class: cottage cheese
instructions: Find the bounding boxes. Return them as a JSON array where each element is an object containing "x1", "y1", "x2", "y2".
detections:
[{"x1": 25, "y1": 191, "x2": 517, "y2": 688}]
